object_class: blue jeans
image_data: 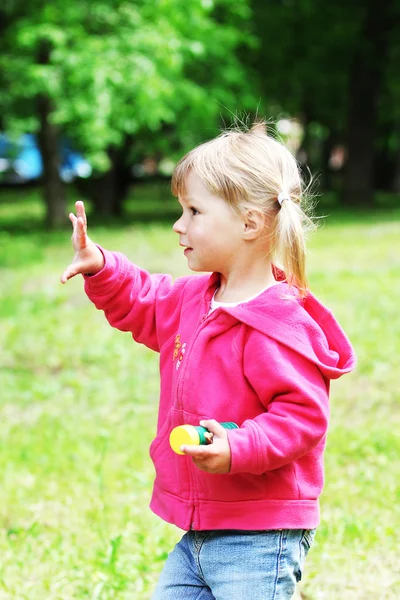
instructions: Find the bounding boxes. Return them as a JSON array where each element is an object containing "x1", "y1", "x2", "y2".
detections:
[{"x1": 151, "y1": 529, "x2": 316, "y2": 600}]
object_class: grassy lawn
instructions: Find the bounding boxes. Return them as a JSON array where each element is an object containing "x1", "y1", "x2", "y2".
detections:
[{"x1": 0, "y1": 187, "x2": 399, "y2": 599}]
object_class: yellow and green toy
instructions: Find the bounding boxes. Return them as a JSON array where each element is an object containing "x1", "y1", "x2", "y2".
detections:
[{"x1": 169, "y1": 422, "x2": 239, "y2": 455}]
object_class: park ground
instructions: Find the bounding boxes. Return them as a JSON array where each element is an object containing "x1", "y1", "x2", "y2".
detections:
[{"x1": 0, "y1": 187, "x2": 399, "y2": 599}]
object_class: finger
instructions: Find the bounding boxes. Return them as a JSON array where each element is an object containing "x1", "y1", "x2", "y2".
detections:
[
  {"x1": 77, "y1": 216, "x2": 86, "y2": 233},
  {"x1": 199, "y1": 420, "x2": 227, "y2": 439},
  {"x1": 69, "y1": 212, "x2": 77, "y2": 229},
  {"x1": 181, "y1": 444, "x2": 215, "y2": 458},
  {"x1": 75, "y1": 200, "x2": 87, "y2": 226},
  {"x1": 70, "y1": 216, "x2": 86, "y2": 252},
  {"x1": 76, "y1": 216, "x2": 87, "y2": 246},
  {"x1": 60, "y1": 264, "x2": 78, "y2": 284}
]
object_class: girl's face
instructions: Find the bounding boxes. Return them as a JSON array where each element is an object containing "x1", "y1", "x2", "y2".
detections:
[{"x1": 173, "y1": 171, "x2": 245, "y2": 274}]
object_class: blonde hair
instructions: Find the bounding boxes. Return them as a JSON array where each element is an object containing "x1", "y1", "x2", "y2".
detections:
[{"x1": 171, "y1": 121, "x2": 316, "y2": 296}]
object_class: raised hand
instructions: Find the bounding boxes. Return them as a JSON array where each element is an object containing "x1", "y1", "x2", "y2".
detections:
[{"x1": 60, "y1": 201, "x2": 105, "y2": 284}]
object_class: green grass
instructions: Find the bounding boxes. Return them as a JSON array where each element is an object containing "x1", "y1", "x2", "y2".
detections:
[{"x1": 0, "y1": 188, "x2": 399, "y2": 599}]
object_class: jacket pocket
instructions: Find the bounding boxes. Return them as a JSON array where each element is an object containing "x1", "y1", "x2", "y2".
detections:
[
  {"x1": 149, "y1": 409, "x2": 190, "y2": 499},
  {"x1": 149, "y1": 414, "x2": 173, "y2": 461}
]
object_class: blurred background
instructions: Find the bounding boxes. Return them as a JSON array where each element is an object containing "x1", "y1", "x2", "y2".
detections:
[
  {"x1": 0, "y1": 1, "x2": 399, "y2": 599},
  {"x1": 0, "y1": 0, "x2": 399, "y2": 226}
]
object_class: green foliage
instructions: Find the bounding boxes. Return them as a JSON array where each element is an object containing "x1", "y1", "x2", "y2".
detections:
[
  {"x1": 0, "y1": 189, "x2": 399, "y2": 597},
  {"x1": 0, "y1": 0, "x2": 258, "y2": 171},
  {"x1": 250, "y1": 0, "x2": 400, "y2": 147},
  {"x1": 250, "y1": 0, "x2": 361, "y2": 126}
]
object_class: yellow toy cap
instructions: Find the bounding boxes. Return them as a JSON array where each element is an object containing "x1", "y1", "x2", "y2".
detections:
[{"x1": 169, "y1": 425, "x2": 200, "y2": 455}]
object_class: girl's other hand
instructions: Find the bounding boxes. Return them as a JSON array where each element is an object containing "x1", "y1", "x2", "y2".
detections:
[
  {"x1": 60, "y1": 201, "x2": 105, "y2": 283},
  {"x1": 180, "y1": 420, "x2": 232, "y2": 474}
]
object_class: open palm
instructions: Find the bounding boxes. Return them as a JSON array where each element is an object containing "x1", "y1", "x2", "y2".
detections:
[{"x1": 60, "y1": 201, "x2": 104, "y2": 284}]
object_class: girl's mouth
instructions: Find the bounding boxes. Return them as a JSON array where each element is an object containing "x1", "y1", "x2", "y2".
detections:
[{"x1": 184, "y1": 248, "x2": 193, "y2": 256}]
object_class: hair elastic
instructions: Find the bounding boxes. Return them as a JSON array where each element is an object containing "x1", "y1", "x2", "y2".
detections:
[{"x1": 277, "y1": 191, "x2": 291, "y2": 206}]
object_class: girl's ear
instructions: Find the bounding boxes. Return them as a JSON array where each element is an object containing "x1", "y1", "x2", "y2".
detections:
[{"x1": 243, "y1": 209, "x2": 266, "y2": 240}]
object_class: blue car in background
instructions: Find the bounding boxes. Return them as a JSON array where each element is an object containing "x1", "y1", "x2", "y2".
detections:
[{"x1": 0, "y1": 133, "x2": 92, "y2": 184}]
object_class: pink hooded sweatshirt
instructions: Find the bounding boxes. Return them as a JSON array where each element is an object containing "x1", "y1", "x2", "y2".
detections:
[{"x1": 84, "y1": 249, "x2": 356, "y2": 531}]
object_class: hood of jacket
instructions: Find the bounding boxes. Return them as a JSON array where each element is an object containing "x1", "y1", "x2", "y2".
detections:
[{"x1": 204, "y1": 274, "x2": 356, "y2": 381}]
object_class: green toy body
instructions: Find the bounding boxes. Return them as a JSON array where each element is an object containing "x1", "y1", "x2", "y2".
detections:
[
  {"x1": 194, "y1": 422, "x2": 239, "y2": 444},
  {"x1": 169, "y1": 421, "x2": 239, "y2": 454}
]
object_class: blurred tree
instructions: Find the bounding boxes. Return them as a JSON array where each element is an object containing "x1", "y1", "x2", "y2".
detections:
[
  {"x1": 250, "y1": 0, "x2": 359, "y2": 181},
  {"x1": 343, "y1": 0, "x2": 398, "y2": 207},
  {"x1": 249, "y1": 0, "x2": 400, "y2": 206},
  {"x1": 374, "y1": 3, "x2": 400, "y2": 194},
  {"x1": 0, "y1": 0, "x2": 257, "y2": 226},
  {"x1": 0, "y1": 1, "x2": 68, "y2": 226}
]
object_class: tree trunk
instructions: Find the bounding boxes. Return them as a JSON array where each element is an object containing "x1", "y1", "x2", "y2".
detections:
[
  {"x1": 90, "y1": 146, "x2": 131, "y2": 217},
  {"x1": 343, "y1": 0, "x2": 393, "y2": 207},
  {"x1": 393, "y1": 146, "x2": 400, "y2": 194},
  {"x1": 374, "y1": 144, "x2": 395, "y2": 192},
  {"x1": 37, "y1": 95, "x2": 66, "y2": 228},
  {"x1": 36, "y1": 41, "x2": 66, "y2": 229}
]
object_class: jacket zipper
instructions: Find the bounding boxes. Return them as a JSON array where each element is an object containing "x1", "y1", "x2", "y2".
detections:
[
  {"x1": 189, "y1": 505, "x2": 196, "y2": 530},
  {"x1": 175, "y1": 305, "x2": 218, "y2": 529},
  {"x1": 175, "y1": 311, "x2": 210, "y2": 411},
  {"x1": 175, "y1": 310, "x2": 210, "y2": 530}
]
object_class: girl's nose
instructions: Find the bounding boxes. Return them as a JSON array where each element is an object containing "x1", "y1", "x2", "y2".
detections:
[{"x1": 173, "y1": 215, "x2": 186, "y2": 234}]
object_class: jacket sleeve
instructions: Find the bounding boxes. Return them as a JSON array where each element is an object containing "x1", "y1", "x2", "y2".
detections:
[
  {"x1": 84, "y1": 247, "x2": 188, "y2": 352},
  {"x1": 228, "y1": 334, "x2": 330, "y2": 475}
]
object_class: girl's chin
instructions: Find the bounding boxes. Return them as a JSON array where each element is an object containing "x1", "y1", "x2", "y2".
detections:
[
  {"x1": 187, "y1": 260, "x2": 212, "y2": 273},
  {"x1": 184, "y1": 249, "x2": 215, "y2": 272}
]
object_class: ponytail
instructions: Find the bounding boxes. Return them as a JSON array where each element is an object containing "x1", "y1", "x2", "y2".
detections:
[{"x1": 274, "y1": 193, "x2": 316, "y2": 297}]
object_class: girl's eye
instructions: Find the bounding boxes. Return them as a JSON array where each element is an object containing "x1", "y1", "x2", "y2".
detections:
[{"x1": 190, "y1": 207, "x2": 199, "y2": 216}]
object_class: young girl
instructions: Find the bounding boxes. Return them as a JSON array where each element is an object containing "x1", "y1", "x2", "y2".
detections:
[{"x1": 61, "y1": 123, "x2": 356, "y2": 599}]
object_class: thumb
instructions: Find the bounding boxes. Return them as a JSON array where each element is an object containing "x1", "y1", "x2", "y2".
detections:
[
  {"x1": 60, "y1": 263, "x2": 80, "y2": 284},
  {"x1": 199, "y1": 420, "x2": 228, "y2": 440}
]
